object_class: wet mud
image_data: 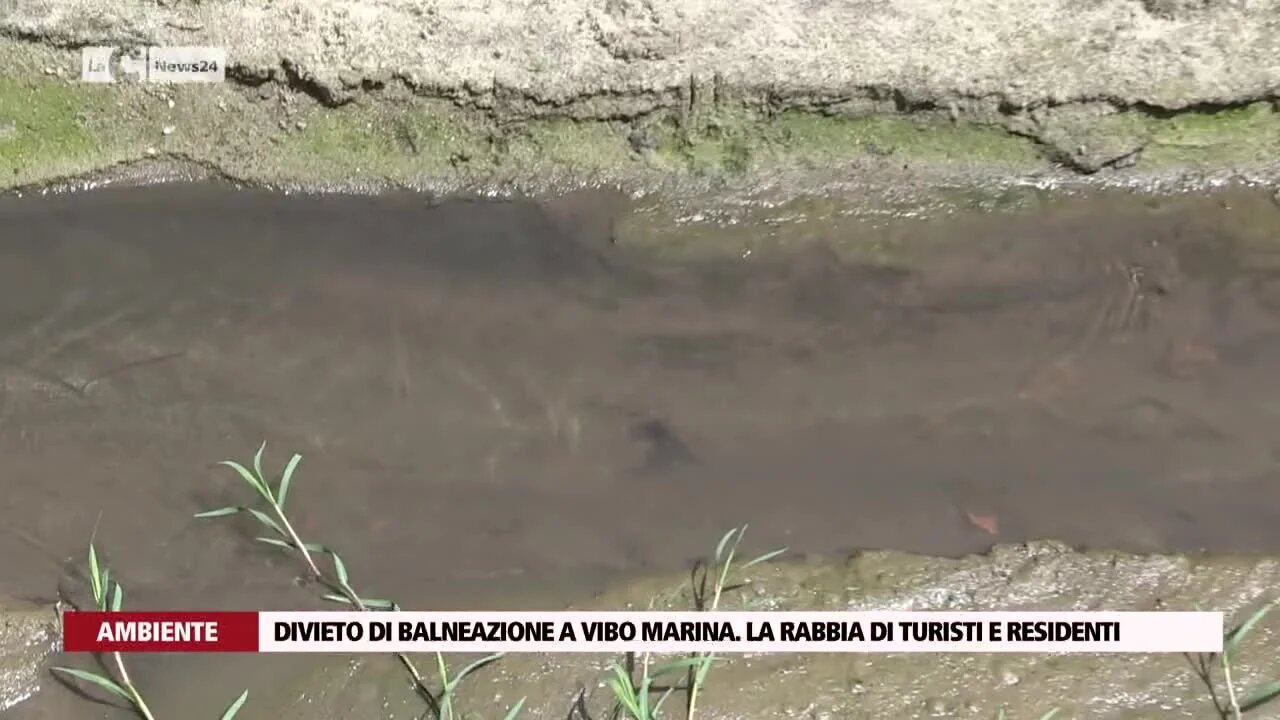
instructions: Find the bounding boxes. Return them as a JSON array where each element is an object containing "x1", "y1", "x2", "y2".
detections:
[
  {"x1": 2, "y1": 182, "x2": 1280, "y2": 717},
  {"x1": 446, "y1": 542, "x2": 1280, "y2": 720}
]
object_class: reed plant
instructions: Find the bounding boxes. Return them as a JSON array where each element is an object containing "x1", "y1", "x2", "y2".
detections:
[
  {"x1": 51, "y1": 538, "x2": 249, "y2": 720},
  {"x1": 195, "y1": 442, "x2": 525, "y2": 720}
]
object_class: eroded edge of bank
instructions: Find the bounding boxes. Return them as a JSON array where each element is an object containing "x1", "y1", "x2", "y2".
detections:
[{"x1": 3, "y1": 39, "x2": 1280, "y2": 214}]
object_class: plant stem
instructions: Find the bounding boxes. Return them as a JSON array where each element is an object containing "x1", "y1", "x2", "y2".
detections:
[
  {"x1": 113, "y1": 651, "x2": 157, "y2": 720},
  {"x1": 396, "y1": 653, "x2": 432, "y2": 693},
  {"x1": 687, "y1": 535, "x2": 744, "y2": 720},
  {"x1": 641, "y1": 652, "x2": 652, "y2": 719},
  {"x1": 316, "y1": 563, "x2": 435, "y2": 706},
  {"x1": 273, "y1": 504, "x2": 323, "y2": 579},
  {"x1": 685, "y1": 657, "x2": 707, "y2": 720},
  {"x1": 271, "y1": 506, "x2": 439, "y2": 715},
  {"x1": 1223, "y1": 652, "x2": 1242, "y2": 720},
  {"x1": 439, "y1": 653, "x2": 453, "y2": 720}
]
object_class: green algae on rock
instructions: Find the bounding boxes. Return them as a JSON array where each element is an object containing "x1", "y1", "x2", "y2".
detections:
[{"x1": 3, "y1": 45, "x2": 1279, "y2": 202}]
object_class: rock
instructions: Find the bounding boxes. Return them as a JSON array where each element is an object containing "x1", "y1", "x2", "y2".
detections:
[
  {"x1": 0, "y1": 598, "x2": 60, "y2": 713},
  {"x1": 2, "y1": 0, "x2": 1277, "y2": 120},
  {"x1": 1026, "y1": 105, "x2": 1153, "y2": 173},
  {"x1": 1141, "y1": 0, "x2": 1213, "y2": 19},
  {"x1": 586, "y1": 0, "x2": 683, "y2": 61}
]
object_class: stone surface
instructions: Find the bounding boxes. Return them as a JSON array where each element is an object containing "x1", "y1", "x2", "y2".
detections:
[
  {"x1": 0, "y1": 0, "x2": 1277, "y2": 195},
  {"x1": 0, "y1": 598, "x2": 59, "y2": 713},
  {"x1": 2, "y1": 0, "x2": 1277, "y2": 112}
]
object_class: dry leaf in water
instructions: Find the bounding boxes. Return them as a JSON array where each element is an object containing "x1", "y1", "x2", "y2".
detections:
[{"x1": 965, "y1": 510, "x2": 1000, "y2": 536}]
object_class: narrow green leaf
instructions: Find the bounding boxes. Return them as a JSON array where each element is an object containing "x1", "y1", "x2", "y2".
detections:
[
  {"x1": 98, "y1": 568, "x2": 111, "y2": 611},
  {"x1": 302, "y1": 542, "x2": 328, "y2": 553},
  {"x1": 218, "y1": 460, "x2": 274, "y2": 504},
  {"x1": 1226, "y1": 601, "x2": 1276, "y2": 654},
  {"x1": 716, "y1": 547, "x2": 738, "y2": 585},
  {"x1": 606, "y1": 664, "x2": 634, "y2": 694},
  {"x1": 88, "y1": 544, "x2": 103, "y2": 606},
  {"x1": 714, "y1": 528, "x2": 741, "y2": 563},
  {"x1": 741, "y1": 547, "x2": 788, "y2": 569},
  {"x1": 435, "y1": 652, "x2": 450, "y2": 688},
  {"x1": 693, "y1": 654, "x2": 717, "y2": 687},
  {"x1": 110, "y1": 583, "x2": 123, "y2": 612},
  {"x1": 340, "y1": 597, "x2": 400, "y2": 611},
  {"x1": 1039, "y1": 709, "x2": 1061, "y2": 720},
  {"x1": 606, "y1": 666, "x2": 642, "y2": 718},
  {"x1": 997, "y1": 710, "x2": 1006, "y2": 720},
  {"x1": 253, "y1": 442, "x2": 267, "y2": 485},
  {"x1": 449, "y1": 652, "x2": 504, "y2": 687},
  {"x1": 637, "y1": 677, "x2": 651, "y2": 720},
  {"x1": 194, "y1": 506, "x2": 242, "y2": 520},
  {"x1": 220, "y1": 689, "x2": 250, "y2": 720},
  {"x1": 654, "y1": 684, "x2": 682, "y2": 716},
  {"x1": 255, "y1": 537, "x2": 294, "y2": 550},
  {"x1": 1241, "y1": 680, "x2": 1280, "y2": 712},
  {"x1": 277, "y1": 453, "x2": 302, "y2": 509},
  {"x1": 607, "y1": 683, "x2": 639, "y2": 718},
  {"x1": 501, "y1": 696, "x2": 527, "y2": 720},
  {"x1": 330, "y1": 552, "x2": 350, "y2": 587},
  {"x1": 245, "y1": 508, "x2": 286, "y2": 538},
  {"x1": 322, "y1": 594, "x2": 354, "y2": 605},
  {"x1": 52, "y1": 667, "x2": 131, "y2": 701}
]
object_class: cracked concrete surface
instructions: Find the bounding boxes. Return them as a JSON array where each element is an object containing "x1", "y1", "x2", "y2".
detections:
[
  {"x1": 1, "y1": 0, "x2": 1279, "y2": 194},
  {"x1": 5, "y1": 0, "x2": 1278, "y2": 109}
]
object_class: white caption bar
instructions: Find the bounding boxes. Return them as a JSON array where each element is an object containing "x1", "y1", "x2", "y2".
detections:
[{"x1": 258, "y1": 611, "x2": 1223, "y2": 654}]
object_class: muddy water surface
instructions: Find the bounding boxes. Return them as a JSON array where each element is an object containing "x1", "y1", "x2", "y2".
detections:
[{"x1": 2, "y1": 182, "x2": 1280, "y2": 717}]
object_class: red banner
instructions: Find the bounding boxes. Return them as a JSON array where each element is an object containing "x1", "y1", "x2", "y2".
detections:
[{"x1": 62, "y1": 611, "x2": 259, "y2": 652}]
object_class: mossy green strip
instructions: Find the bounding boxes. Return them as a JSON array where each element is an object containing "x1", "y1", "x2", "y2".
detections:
[
  {"x1": 1145, "y1": 101, "x2": 1280, "y2": 166},
  {"x1": 758, "y1": 112, "x2": 1044, "y2": 166},
  {"x1": 1, "y1": 66, "x2": 1278, "y2": 196},
  {"x1": 644, "y1": 110, "x2": 1045, "y2": 177},
  {"x1": 0, "y1": 78, "x2": 120, "y2": 186}
]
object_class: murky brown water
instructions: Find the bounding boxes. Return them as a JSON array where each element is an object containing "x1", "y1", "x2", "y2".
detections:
[{"x1": 3, "y1": 181, "x2": 1280, "y2": 717}]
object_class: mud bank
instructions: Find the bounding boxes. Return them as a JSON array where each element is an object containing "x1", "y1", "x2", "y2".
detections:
[
  {"x1": 2, "y1": 0, "x2": 1279, "y2": 198},
  {"x1": 441, "y1": 542, "x2": 1280, "y2": 720},
  {"x1": 9, "y1": 542, "x2": 1280, "y2": 719}
]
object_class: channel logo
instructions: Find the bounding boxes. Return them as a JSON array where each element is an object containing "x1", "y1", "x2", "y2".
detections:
[{"x1": 81, "y1": 46, "x2": 226, "y2": 84}]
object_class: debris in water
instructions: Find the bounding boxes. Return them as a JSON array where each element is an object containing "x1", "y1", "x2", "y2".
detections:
[{"x1": 965, "y1": 510, "x2": 1000, "y2": 536}]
